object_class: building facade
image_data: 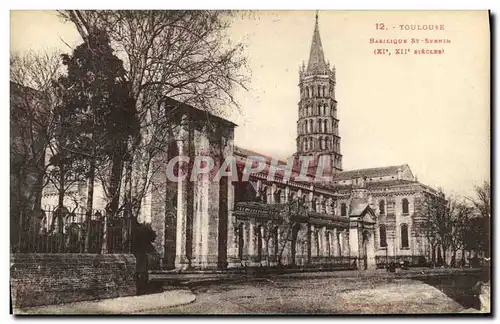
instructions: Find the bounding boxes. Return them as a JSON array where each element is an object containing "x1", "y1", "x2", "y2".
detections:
[{"x1": 39, "y1": 14, "x2": 442, "y2": 271}]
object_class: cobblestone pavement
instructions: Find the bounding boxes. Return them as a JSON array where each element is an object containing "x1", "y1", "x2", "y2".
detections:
[{"x1": 139, "y1": 276, "x2": 469, "y2": 314}]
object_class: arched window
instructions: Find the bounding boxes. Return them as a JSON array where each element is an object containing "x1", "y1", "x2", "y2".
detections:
[
  {"x1": 315, "y1": 230, "x2": 320, "y2": 256},
  {"x1": 319, "y1": 137, "x2": 324, "y2": 150},
  {"x1": 379, "y1": 224, "x2": 387, "y2": 247},
  {"x1": 273, "y1": 189, "x2": 281, "y2": 203},
  {"x1": 341, "y1": 203, "x2": 347, "y2": 216},
  {"x1": 318, "y1": 119, "x2": 322, "y2": 132},
  {"x1": 273, "y1": 227, "x2": 279, "y2": 259},
  {"x1": 317, "y1": 85, "x2": 321, "y2": 97},
  {"x1": 308, "y1": 119, "x2": 313, "y2": 133},
  {"x1": 326, "y1": 232, "x2": 331, "y2": 256},
  {"x1": 256, "y1": 225, "x2": 263, "y2": 262},
  {"x1": 311, "y1": 198, "x2": 317, "y2": 211},
  {"x1": 291, "y1": 224, "x2": 300, "y2": 264},
  {"x1": 379, "y1": 200, "x2": 385, "y2": 215},
  {"x1": 303, "y1": 138, "x2": 308, "y2": 151},
  {"x1": 401, "y1": 224, "x2": 409, "y2": 248},
  {"x1": 322, "y1": 86, "x2": 326, "y2": 98},
  {"x1": 325, "y1": 137, "x2": 331, "y2": 150},
  {"x1": 309, "y1": 137, "x2": 313, "y2": 150},
  {"x1": 337, "y1": 231, "x2": 343, "y2": 256},
  {"x1": 301, "y1": 194, "x2": 307, "y2": 206},
  {"x1": 323, "y1": 120, "x2": 328, "y2": 133},
  {"x1": 402, "y1": 198, "x2": 409, "y2": 215},
  {"x1": 238, "y1": 223, "x2": 244, "y2": 259},
  {"x1": 260, "y1": 186, "x2": 268, "y2": 203},
  {"x1": 303, "y1": 122, "x2": 307, "y2": 134}
]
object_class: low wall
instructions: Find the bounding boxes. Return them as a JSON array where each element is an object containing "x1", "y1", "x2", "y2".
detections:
[{"x1": 11, "y1": 253, "x2": 137, "y2": 308}]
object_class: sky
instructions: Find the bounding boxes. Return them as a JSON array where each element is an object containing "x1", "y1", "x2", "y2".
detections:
[{"x1": 10, "y1": 10, "x2": 490, "y2": 198}]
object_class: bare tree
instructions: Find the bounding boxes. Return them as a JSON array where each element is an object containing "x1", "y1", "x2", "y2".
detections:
[
  {"x1": 10, "y1": 50, "x2": 64, "y2": 250},
  {"x1": 260, "y1": 199, "x2": 308, "y2": 266},
  {"x1": 466, "y1": 181, "x2": 491, "y2": 258},
  {"x1": 414, "y1": 191, "x2": 456, "y2": 265},
  {"x1": 58, "y1": 10, "x2": 249, "y2": 218},
  {"x1": 449, "y1": 201, "x2": 474, "y2": 267},
  {"x1": 469, "y1": 181, "x2": 491, "y2": 219}
]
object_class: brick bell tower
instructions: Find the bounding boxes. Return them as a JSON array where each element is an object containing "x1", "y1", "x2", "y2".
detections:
[{"x1": 296, "y1": 12, "x2": 342, "y2": 173}]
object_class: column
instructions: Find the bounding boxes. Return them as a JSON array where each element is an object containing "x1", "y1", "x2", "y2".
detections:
[
  {"x1": 332, "y1": 228, "x2": 338, "y2": 257},
  {"x1": 348, "y1": 222, "x2": 359, "y2": 266},
  {"x1": 248, "y1": 221, "x2": 255, "y2": 262},
  {"x1": 226, "y1": 130, "x2": 237, "y2": 266},
  {"x1": 321, "y1": 227, "x2": 327, "y2": 257},
  {"x1": 192, "y1": 128, "x2": 205, "y2": 267},
  {"x1": 366, "y1": 231, "x2": 377, "y2": 270},
  {"x1": 227, "y1": 183, "x2": 239, "y2": 267},
  {"x1": 310, "y1": 224, "x2": 316, "y2": 260},
  {"x1": 175, "y1": 115, "x2": 189, "y2": 269}
]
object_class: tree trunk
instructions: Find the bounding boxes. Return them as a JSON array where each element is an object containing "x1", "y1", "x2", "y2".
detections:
[
  {"x1": 431, "y1": 244, "x2": 436, "y2": 266},
  {"x1": 84, "y1": 154, "x2": 96, "y2": 253},
  {"x1": 58, "y1": 162, "x2": 65, "y2": 210},
  {"x1": 442, "y1": 247, "x2": 447, "y2": 267},
  {"x1": 437, "y1": 246, "x2": 443, "y2": 266},
  {"x1": 451, "y1": 250, "x2": 457, "y2": 268}
]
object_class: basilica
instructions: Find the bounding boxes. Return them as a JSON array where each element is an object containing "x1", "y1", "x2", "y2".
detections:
[{"x1": 41, "y1": 14, "x2": 443, "y2": 271}]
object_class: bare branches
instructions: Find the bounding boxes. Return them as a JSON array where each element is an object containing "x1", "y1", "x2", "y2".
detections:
[
  {"x1": 467, "y1": 181, "x2": 491, "y2": 219},
  {"x1": 57, "y1": 10, "x2": 249, "y2": 217},
  {"x1": 10, "y1": 49, "x2": 64, "y2": 204}
]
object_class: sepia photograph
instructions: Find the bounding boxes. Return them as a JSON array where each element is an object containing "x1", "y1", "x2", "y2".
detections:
[{"x1": 9, "y1": 9, "x2": 491, "y2": 315}]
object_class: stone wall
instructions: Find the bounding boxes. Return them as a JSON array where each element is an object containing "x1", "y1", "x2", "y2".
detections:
[{"x1": 10, "y1": 253, "x2": 136, "y2": 308}]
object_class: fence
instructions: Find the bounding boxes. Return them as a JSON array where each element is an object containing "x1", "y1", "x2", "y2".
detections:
[
  {"x1": 375, "y1": 255, "x2": 428, "y2": 268},
  {"x1": 13, "y1": 206, "x2": 133, "y2": 254}
]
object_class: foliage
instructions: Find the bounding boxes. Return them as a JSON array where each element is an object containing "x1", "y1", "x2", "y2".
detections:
[
  {"x1": 131, "y1": 220, "x2": 157, "y2": 255},
  {"x1": 51, "y1": 29, "x2": 139, "y2": 214},
  {"x1": 416, "y1": 182, "x2": 491, "y2": 265},
  {"x1": 59, "y1": 10, "x2": 249, "y2": 217}
]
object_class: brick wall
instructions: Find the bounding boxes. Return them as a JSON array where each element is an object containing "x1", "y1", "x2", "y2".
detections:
[{"x1": 10, "y1": 253, "x2": 136, "y2": 308}]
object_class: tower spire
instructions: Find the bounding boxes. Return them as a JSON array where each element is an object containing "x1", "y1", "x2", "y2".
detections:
[{"x1": 307, "y1": 11, "x2": 327, "y2": 73}]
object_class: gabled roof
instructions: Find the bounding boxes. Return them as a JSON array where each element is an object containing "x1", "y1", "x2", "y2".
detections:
[
  {"x1": 161, "y1": 97, "x2": 237, "y2": 129},
  {"x1": 350, "y1": 203, "x2": 371, "y2": 217},
  {"x1": 332, "y1": 164, "x2": 409, "y2": 181}
]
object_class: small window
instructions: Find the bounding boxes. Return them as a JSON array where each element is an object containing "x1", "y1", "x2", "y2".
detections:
[
  {"x1": 402, "y1": 198, "x2": 409, "y2": 215},
  {"x1": 256, "y1": 225, "x2": 263, "y2": 262},
  {"x1": 238, "y1": 223, "x2": 244, "y2": 260},
  {"x1": 379, "y1": 200, "x2": 385, "y2": 215},
  {"x1": 274, "y1": 190, "x2": 281, "y2": 203},
  {"x1": 379, "y1": 224, "x2": 387, "y2": 248},
  {"x1": 401, "y1": 224, "x2": 409, "y2": 248},
  {"x1": 340, "y1": 203, "x2": 347, "y2": 216}
]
